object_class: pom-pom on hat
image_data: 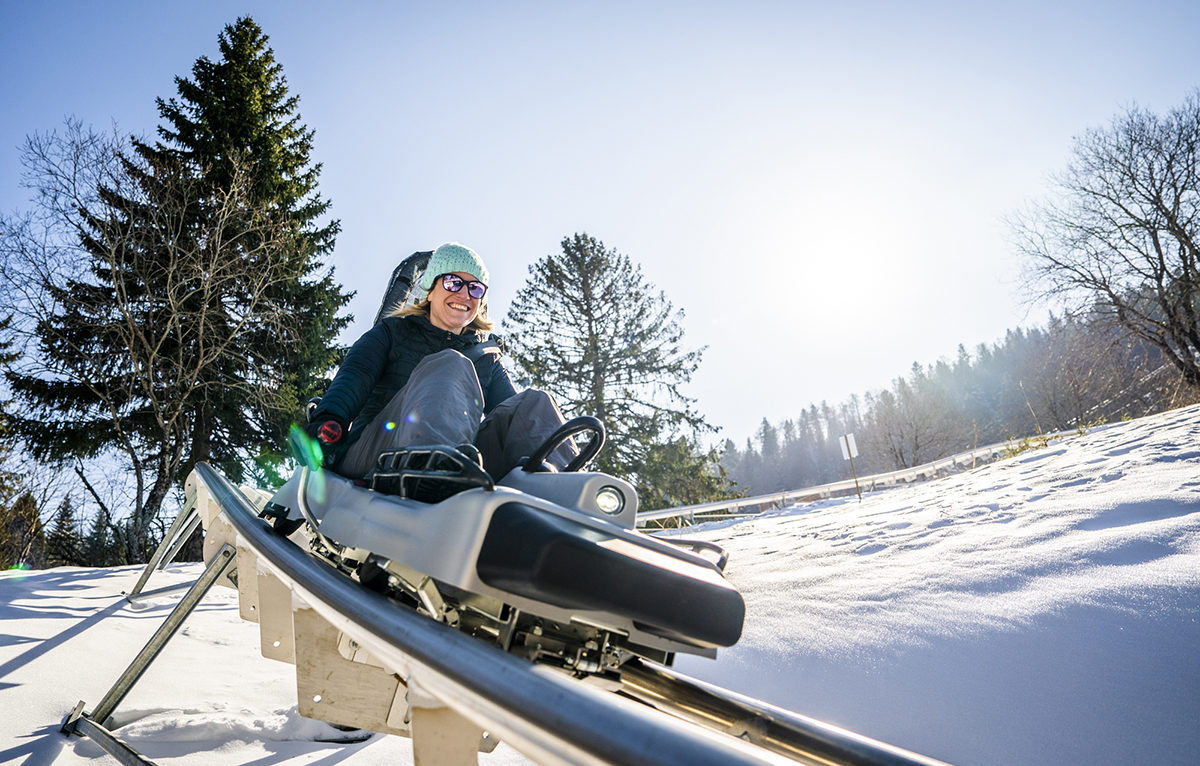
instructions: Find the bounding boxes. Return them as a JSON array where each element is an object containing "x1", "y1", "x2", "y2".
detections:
[{"x1": 419, "y1": 242, "x2": 489, "y2": 292}]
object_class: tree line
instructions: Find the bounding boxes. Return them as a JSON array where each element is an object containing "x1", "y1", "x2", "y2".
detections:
[
  {"x1": 1, "y1": 18, "x2": 1197, "y2": 568},
  {"x1": 722, "y1": 312, "x2": 1198, "y2": 496}
]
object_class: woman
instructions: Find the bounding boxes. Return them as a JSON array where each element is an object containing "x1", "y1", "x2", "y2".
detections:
[{"x1": 304, "y1": 242, "x2": 572, "y2": 484}]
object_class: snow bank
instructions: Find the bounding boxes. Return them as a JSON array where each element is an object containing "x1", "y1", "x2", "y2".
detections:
[{"x1": 675, "y1": 405, "x2": 1200, "y2": 765}]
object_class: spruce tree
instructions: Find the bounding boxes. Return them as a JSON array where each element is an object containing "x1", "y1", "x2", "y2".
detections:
[
  {"x1": 145, "y1": 17, "x2": 352, "y2": 482},
  {"x1": 83, "y1": 507, "x2": 119, "y2": 567},
  {"x1": 0, "y1": 492, "x2": 44, "y2": 569},
  {"x1": 503, "y1": 233, "x2": 725, "y2": 502},
  {"x1": 637, "y1": 436, "x2": 734, "y2": 510},
  {"x1": 45, "y1": 497, "x2": 84, "y2": 567},
  {"x1": 5, "y1": 18, "x2": 351, "y2": 560}
]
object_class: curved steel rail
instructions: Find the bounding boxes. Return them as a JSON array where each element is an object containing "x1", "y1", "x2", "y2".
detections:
[
  {"x1": 636, "y1": 432, "x2": 1080, "y2": 524},
  {"x1": 195, "y1": 462, "x2": 948, "y2": 766},
  {"x1": 619, "y1": 661, "x2": 946, "y2": 766}
]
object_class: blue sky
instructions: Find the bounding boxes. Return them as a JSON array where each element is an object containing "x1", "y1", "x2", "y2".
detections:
[{"x1": 3, "y1": 1, "x2": 1199, "y2": 444}]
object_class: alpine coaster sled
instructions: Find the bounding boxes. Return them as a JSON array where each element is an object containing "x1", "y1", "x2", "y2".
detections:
[{"x1": 266, "y1": 416, "x2": 745, "y2": 678}]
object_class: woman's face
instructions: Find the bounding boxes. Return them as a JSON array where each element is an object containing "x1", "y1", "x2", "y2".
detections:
[{"x1": 428, "y1": 271, "x2": 483, "y2": 334}]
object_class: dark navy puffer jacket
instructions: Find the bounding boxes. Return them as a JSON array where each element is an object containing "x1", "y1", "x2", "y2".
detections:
[{"x1": 313, "y1": 313, "x2": 518, "y2": 441}]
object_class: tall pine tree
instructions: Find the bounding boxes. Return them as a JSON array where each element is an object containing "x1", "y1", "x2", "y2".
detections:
[
  {"x1": 45, "y1": 497, "x2": 84, "y2": 567},
  {"x1": 6, "y1": 18, "x2": 351, "y2": 560},
  {"x1": 503, "y1": 233, "x2": 727, "y2": 504},
  {"x1": 0, "y1": 492, "x2": 44, "y2": 569},
  {"x1": 145, "y1": 17, "x2": 352, "y2": 482}
]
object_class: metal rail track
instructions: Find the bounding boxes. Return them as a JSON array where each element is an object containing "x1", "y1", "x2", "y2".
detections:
[
  {"x1": 618, "y1": 661, "x2": 945, "y2": 766},
  {"x1": 65, "y1": 462, "x2": 950, "y2": 765},
  {"x1": 200, "y1": 463, "x2": 948, "y2": 765},
  {"x1": 194, "y1": 463, "x2": 805, "y2": 765},
  {"x1": 637, "y1": 431, "x2": 1082, "y2": 525}
]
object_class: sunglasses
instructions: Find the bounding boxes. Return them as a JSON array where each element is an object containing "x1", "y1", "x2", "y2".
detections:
[{"x1": 439, "y1": 273, "x2": 488, "y2": 300}]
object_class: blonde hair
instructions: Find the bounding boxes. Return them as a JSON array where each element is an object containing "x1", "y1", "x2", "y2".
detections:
[{"x1": 388, "y1": 293, "x2": 495, "y2": 333}]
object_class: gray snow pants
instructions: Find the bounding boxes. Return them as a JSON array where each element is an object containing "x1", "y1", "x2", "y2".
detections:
[{"x1": 335, "y1": 349, "x2": 575, "y2": 479}]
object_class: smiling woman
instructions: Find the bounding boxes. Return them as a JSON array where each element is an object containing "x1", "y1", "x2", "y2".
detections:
[
  {"x1": 302, "y1": 242, "x2": 576, "y2": 489},
  {"x1": 394, "y1": 244, "x2": 493, "y2": 334},
  {"x1": 427, "y1": 272, "x2": 488, "y2": 332}
]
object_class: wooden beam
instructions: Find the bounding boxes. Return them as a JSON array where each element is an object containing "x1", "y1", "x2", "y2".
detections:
[{"x1": 293, "y1": 606, "x2": 412, "y2": 737}]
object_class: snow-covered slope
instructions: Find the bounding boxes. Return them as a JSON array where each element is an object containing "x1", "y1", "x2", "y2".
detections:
[
  {"x1": 2, "y1": 404, "x2": 1198, "y2": 765},
  {"x1": 675, "y1": 403, "x2": 1200, "y2": 765}
]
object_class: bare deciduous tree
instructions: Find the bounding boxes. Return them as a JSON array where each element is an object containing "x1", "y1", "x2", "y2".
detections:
[
  {"x1": 1013, "y1": 90, "x2": 1200, "y2": 389},
  {"x1": 1, "y1": 122, "x2": 304, "y2": 559},
  {"x1": 861, "y1": 364, "x2": 958, "y2": 469}
]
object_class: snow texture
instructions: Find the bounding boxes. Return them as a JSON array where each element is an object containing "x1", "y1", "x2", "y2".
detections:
[{"x1": 2, "y1": 404, "x2": 1198, "y2": 765}]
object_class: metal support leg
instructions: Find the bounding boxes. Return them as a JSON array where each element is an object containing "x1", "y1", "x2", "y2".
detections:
[
  {"x1": 65, "y1": 543, "x2": 236, "y2": 733},
  {"x1": 156, "y1": 512, "x2": 202, "y2": 571},
  {"x1": 126, "y1": 496, "x2": 199, "y2": 600}
]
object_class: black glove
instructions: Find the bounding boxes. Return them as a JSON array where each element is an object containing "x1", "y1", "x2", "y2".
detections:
[{"x1": 303, "y1": 413, "x2": 348, "y2": 465}]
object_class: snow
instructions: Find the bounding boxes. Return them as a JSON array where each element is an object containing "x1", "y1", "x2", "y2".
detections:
[{"x1": 3, "y1": 404, "x2": 1198, "y2": 765}]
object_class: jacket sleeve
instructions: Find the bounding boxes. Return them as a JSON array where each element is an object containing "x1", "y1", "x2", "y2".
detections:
[
  {"x1": 482, "y1": 355, "x2": 519, "y2": 415},
  {"x1": 313, "y1": 321, "x2": 392, "y2": 422}
]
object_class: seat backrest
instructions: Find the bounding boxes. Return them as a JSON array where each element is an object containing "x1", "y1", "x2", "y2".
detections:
[{"x1": 373, "y1": 251, "x2": 433, "y2": 325}]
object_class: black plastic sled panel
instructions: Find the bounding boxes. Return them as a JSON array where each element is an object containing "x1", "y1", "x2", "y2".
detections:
[{"x1": 476, "y1": 502, "x2": 745, "y2": 649}]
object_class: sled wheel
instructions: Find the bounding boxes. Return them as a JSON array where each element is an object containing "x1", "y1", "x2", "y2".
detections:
[{"x1": 523, "y1": 416, "x2": 605, "y2": 473}]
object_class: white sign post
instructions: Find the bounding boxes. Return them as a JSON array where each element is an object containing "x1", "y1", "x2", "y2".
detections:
[{"x1": 841, "y1": 433, "x2": 862, "y2": 502}]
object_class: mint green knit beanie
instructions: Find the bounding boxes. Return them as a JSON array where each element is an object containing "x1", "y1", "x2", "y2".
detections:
[{"x1": 419, "y1": 242, "x2": 489, "y2": 292}]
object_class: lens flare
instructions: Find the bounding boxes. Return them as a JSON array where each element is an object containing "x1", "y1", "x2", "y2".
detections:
[
  {"x1": 289, "y1": 424, "x2": 325, "y2": 472},
  {"x1": 308, "y1": 467, "x2": 327, "y2": 503},
  {"x1": 384, "y1": 421, "x2": 396, "y2": 431},
  {"x1": 289, "y1": 424, "x2": 329, "y2": 501}
]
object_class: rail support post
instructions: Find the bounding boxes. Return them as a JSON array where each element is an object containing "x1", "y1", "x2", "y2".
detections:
[
  {"x1": 64, "y1": 544, "x2": 237, "y2": 734},
  {"x1": 293, "y1": 606, "x2": 412, "y2": 736},
  {"x1": 126, "y1": 493, "x2": 199, "y2": 600}
]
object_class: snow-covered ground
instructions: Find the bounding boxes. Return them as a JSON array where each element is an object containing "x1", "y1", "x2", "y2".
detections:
[{"x1": 2, "y1": 404, "x2": 1198, "y2": 765}]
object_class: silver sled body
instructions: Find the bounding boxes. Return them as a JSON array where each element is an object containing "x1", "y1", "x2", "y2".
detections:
[{"x1": 266, "y1": 463, "x2": 744, "y2": 669}]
